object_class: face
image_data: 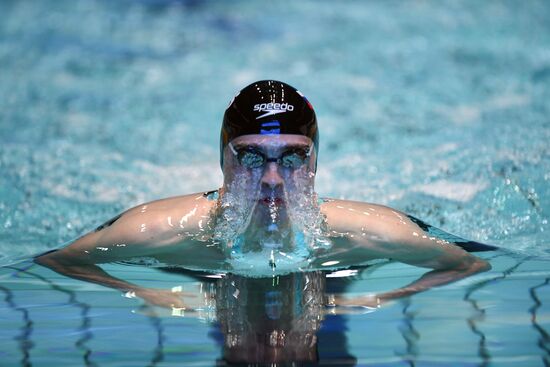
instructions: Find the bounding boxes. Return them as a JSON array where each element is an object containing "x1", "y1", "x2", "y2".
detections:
[
  {"x1": 222, "y1": 134, "x2": 316, "y2": 197},
  {"x1": 216, "y1": 134, "x2": 318, "y2": 249}
]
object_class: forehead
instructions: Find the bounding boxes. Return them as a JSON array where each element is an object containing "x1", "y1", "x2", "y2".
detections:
[{"x1": 230, "y1": 134, "x2": 312, "y2": 149}]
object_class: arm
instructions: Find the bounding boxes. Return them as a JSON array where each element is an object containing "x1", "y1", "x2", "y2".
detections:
[
  {"x1": 377, "y1": 257, "x2": 489, "y2": 301},
  {"x1": 335, "y1": 255, "x2": 490, "y2": 308},
  {"x1": 35, "y1": 210, "x2": 190, "y2": 308},
  {"x1": 35, "y1": 252, "x2": 189, "y2": 309},
  {"x1": 323, "y1": 200, "x2": 492, "y2": 307}
]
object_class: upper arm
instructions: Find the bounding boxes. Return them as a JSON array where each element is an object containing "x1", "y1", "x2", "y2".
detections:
[
  {"x1": 322, "y1": 199, "x2": 488, "y2": 271},
  {"x1": 38, "y1": 193, "x2": 215, "y2": 265},
  {"x1": 39, "y1": 209, "x2": 170, "y2": 265}
]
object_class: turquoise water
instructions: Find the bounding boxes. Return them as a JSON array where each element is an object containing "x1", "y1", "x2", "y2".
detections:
[{"x1": 1, "y1": 0, "x2": 549, "y2": 365}]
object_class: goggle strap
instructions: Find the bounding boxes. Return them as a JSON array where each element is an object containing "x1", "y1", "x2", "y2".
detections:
[{"x1": 228, "y1": 142, "x2": 238, "y2": 156}]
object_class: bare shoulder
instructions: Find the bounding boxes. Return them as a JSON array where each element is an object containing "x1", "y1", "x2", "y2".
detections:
[
  {"x1": 320, "y1": 198, "x2": 413, "y2": 237},
  {"x1": 320, "y1": 198, "x2": 401, "y2": 216},
  {"x1": 319, "y1": 197, "x2": 483, "y2": 269},
  {"x1": 94, "y1": 192, "x2": 215, "y2": 232},
  {"x1": 319, "y1": 197, "x2": 446, "y2": 253},
  {"x1": 40, "y1": 191, "x2": 219, "y2": 264},
  {"x1": 105, "y1": 191, "x2": 217, "y2": 227},
  {"x1": 93, "y1": 191, "x2": 218, "y2": 240}
]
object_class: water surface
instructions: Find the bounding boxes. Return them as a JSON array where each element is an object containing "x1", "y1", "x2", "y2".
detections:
[{"x1": 0, "y1": 0, "x2": 549, "y2": 365}]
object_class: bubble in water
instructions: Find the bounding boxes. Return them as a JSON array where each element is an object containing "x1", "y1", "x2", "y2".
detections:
[
  {"x1": 212, "y1": 170, "x2": 262, "y2": 253},
  {"x1": 284, "y1": 170, "x2": 331, "y2": 252}
]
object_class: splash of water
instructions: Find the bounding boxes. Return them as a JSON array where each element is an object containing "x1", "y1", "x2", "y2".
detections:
[
  {"x1": 212, "y1": 170, "x2": 262, "y2": 254},
  {"x1": 285, "y1": 171, "x2": 332, "y2": 251},
  {"x1": 211, "y1": 169, "x2": 332, "y2": 276}
]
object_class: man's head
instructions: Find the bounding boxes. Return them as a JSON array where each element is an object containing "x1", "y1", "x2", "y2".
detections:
[
  {"x1": 214, "y1": 81, "x2": 323, "y2": 258},
  {"x1": 220, "y1": 80, "x2": 318, "y2": 170}
]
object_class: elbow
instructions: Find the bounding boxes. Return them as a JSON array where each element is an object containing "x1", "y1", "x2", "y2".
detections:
[
  {"x1": 451, "y1": 257, "x2": 491, "y2": 275},
  {"x1": 34, "y1": 250, "x2": 80, "y2": 270},
  {"x1": 34, "y1": 253, "x2": 54, "y2": 267},
  {"x1": 470, "y1": 258, "x2": 491, "y2": 274}
]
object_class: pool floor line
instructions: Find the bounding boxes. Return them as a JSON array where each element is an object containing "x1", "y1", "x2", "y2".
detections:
[
  {"x1": 463, "y1": 256, "x2": 529, "y2": 367},
  {"x1": 528, "y1": 277, "x2": 550, "y2": 364},
  {"x1": 397, "y1": 297, "x2": 420, "y2": 366},
  {"x1": 144, "y1": 305, "x2": 166, "y2": 367},
  {"x1": 6, "y1": 265, "x2": 99, "y2": 367},
  {"x1": 0, "y1": 285, "x2": 33, "y2": 367}
]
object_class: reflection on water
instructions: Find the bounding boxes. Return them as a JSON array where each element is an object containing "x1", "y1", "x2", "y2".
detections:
[
  {"x1": 217, "y1": 272, "x2": 324, "y2": 364},
  {"x1": 2, "y1": 256, "x2": 550, "y2": 366},
  {"x1": 154, "y1": 269, "x2": 356, "y2": 365}
]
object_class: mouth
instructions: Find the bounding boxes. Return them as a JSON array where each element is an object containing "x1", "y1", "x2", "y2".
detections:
[{"x1": 260, "y1": 197, "x2": 284, "y2": 206}]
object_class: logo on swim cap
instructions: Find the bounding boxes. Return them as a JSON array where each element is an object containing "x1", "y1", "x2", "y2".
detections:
[
  {"x1": 221, "y1": 80, "x2": 319, "y2": 171},
  {"x1": 253, "y1": 102, "x2": 295, "y2": 119}
]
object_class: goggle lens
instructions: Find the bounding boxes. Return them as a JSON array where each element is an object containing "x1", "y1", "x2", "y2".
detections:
[
  {"x1": 234, "y1": 147, "x2": 310, "y2": 169},
  {"x1": 280, "y1": 149, "x2": 309, "y2": 168},
  {"x1": 237, "y1": 149, "x2": 265, "y2": 169}
]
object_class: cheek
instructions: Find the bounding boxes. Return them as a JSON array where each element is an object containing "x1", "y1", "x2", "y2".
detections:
[
  {"x1": 225, "y1": 165, "x2": 256, "y2": 183},
  {"x1": 286, "y1": 168, "x2": 314, "y2": 188},
  {"x1": 233, "y1": 168, "x2": 263, "y2": 189}
]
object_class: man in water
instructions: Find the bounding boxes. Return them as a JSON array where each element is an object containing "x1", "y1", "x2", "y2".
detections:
[{"x1": 36, "y1": 80, "x2": 493, "y2": 309}]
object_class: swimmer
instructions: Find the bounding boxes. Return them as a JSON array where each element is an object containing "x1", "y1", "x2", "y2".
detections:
[{"x1": 35, "y1": 80, "x2": 494, "y2": 309}]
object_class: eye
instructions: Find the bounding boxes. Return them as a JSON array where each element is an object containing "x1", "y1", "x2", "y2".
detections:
[
  {"x1": 237, "y1": 149, "x2": 265, "y2": 169},
  {"x1": 280, "y1": 149, "x2": 308, "y2": 168}
]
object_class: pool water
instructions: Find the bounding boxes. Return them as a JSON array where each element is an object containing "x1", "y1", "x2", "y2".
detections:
[
  {"x1": 1, "y1": 0, "x2": 549, "y2": 365},
  {"x1": 1, "y1": 254, "x2": 548, "y2": 366}
]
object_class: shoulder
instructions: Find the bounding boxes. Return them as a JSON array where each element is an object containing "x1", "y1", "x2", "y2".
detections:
[
  {"x1": 92, "y1": 191, "x2": 218, "y2": 242},
  {"x1": 319, "y1": 198, "x2": 397, "y2": 214},
  {"x1": 320, "y1": 198, "x2": 409, "y2": 234},
  {"x1": 318, "y1": 198, "x2": 489, "y2": 269},
  {"x1": 319, "y1": 198, "x2": 441, "y2": 249},
  {"x1": 41, "y1": 191, "x2": 220, "y2": 264},
  {"x1": 104, "y1": 191, "x2": 216, "y2": 223},
  {"x1": 125, "y1": 191, "x2": 217, "y2": 217}
]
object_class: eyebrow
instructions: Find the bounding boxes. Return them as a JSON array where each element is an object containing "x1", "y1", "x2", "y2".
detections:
[{"x1": 231, "y1": 143, "x2": 311, "y2": 150}]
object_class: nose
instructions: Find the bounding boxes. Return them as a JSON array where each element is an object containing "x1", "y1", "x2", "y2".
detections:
[{"x1": 261, "y1": 162, "x2": 284, "y2": 189}]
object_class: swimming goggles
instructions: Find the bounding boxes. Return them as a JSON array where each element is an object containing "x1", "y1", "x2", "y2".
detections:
[{"x1": 228, "y1": 143, "x2": 312, "y2": 169}]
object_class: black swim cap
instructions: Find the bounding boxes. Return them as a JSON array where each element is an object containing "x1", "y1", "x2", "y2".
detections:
[{"x1": 220, "y1": 80, "x2": 319, "y2": 169}]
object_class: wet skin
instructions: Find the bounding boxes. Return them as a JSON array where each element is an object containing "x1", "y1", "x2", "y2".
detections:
[{"x1": 36, "y1": 134, "x2": 491, "y2": 308}]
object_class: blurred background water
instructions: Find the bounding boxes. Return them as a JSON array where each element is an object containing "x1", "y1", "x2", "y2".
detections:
[{"x1": 0, "y1": 0, "x2": 548, "y2": 263}]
